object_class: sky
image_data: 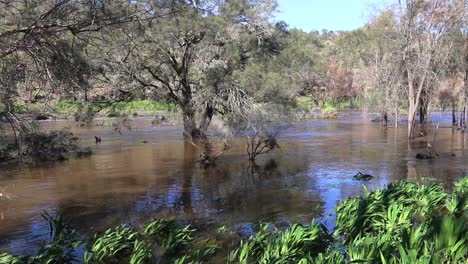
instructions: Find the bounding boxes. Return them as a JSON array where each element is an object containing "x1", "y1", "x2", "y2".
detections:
[{"x1": 275, "y1": 0, "x2": 397, "y2": 32}]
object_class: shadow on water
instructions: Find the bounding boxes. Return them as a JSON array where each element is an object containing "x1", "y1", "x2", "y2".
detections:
[{"x1": 0, "y1": 113, "x2": 467, "y2": 255}]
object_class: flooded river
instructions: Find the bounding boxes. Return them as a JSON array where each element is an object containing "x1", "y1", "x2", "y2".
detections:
[{"x1": 1, "y1": 112, "x2": 467, "y2": 255}]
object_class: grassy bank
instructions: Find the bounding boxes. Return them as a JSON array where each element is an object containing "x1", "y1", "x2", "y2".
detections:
[
  {"x1": 1, "y1": 177, "x2": 466, "y2": 263},
  {"x1": 13, "y1": 100, "x2": 177, "y2": 119},
  {"x1": 11, "y1": 97, "x2": 357, "y2": 121},
  {"x1": 296, "y1": 96, "x2": 364, "y2": 111}
]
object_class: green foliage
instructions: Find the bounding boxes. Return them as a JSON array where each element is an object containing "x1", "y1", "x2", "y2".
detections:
[
  {"x1": 84, "y1": 224, "x2": 138, "y2": 263},
  {"x1": 52, "y1": 100, "x2": 82, "y2": 116},
  {"x1": 296, "y1": 97, "x2": 315, "y2": 111},
  {"x1": 334, "y1": 179, "x2": 467, "y2": 263},
  {"x1": 12, "y1": 102, "x2": 28, "y2": 113},
  {"x1": 228, "y1": 222, "x2": 332, "y2": 263},
  {"x1": 129, "y1": 240, "x2": 153, "y2": 264},
  {"x1": 143, "y1": 219, "x2": 179, "y2": 237},
  {"x1": 84, "y1": 219, "x2": 203, "y2": 263},
  {"x1": 107, "y1": 100, "x2": 176, "y2": 115},
  {"x1": 8, "y1": 100, "x2": 176, "y2": 121},
  {"x1": 161, "y1": 225, "x2": 194, "y2": 256},
  {"x1": 0, "y1": 253, "x2": 27, "y2": 264},
  {"x1": 19, "y1": 129, "x2": 89, "y2": 161}
]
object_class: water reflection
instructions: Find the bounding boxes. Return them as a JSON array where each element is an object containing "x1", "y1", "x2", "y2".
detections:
[{"x1": 1, "y1": 114, "x2": 467, "y2": 255}]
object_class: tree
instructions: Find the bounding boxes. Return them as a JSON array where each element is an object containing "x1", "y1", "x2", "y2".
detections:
[
  {"x1": 0, "y1": 0, "x2": 140, "y2": 117},
  {"x1": 102, "y1": 0, "x2": 286, "y2": 140},
  {"x1": 324, "y1": 59, "x2": 354, "y2": 106},
  {"x1": 362, "y1": 10, "x2": 402, "y2": 126},
  {"x1": 395, "y1": 0, "x2": 464, "y2": 138},
  {"x1": 443, "y1": 6, "x2": 468, "y2": 129}
]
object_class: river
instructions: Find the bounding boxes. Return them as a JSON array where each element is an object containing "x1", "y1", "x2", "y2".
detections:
[{"x1": 0, "y1": 112, "x2": 467, "y2": 255}]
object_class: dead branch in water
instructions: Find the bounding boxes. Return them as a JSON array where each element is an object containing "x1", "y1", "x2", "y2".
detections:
[{"x1": 0, "y1": 186, "x2": 13, "y2": 200}]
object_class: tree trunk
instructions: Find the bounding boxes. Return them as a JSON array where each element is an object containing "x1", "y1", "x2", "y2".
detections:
[
  {"x1": 465, "y1": 105, "x2": 467, "y2": 132},
  {"x1": 181, "y1": 103, "x2": 213, "y2": 141},
  {"x1": 182, "y1": 111, "x2": 202, "y2": 140},
  {"x1": 408, "y1": 105, "x2": 416, "y2": 138},
  {"x1": 181, "y1": 89, "x2": 203, "y2": 140},
  {"x1": 452, "y1": 101, "x2": 457, "y2": 126},
  {"x1": 418, "y1": 89, "x2": 427, "y2": 125},
  {"x1": 198, "y1": 104, "x2": 214, "y2": 134},
  {"x1": 406, "y1": 66, "x2": 424, "y2": 139},
  {"x1": 180, "y1": 77, "x2": 206, "y2": 140},
  {"x1": 395, "y1": 102, "x2": 398, "y2": 128},
  {"x1": 460, "y1": 108, "x2": 464, "y2": 130},
  {"x1": 465, "y1": 70, "x2": 468, "y2": 131},
  {"x1": 382, "y1": 112, "x2": 388, "y2": 127}
]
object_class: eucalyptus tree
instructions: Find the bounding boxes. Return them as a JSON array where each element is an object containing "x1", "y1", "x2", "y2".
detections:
[
  {"x1": 443, "y1": 6, "x2": 468, "y2": 129},
  {"x1": 0, "y1": 0, "x2": 143, "y2": 152},
  {"x1": 325, "y1": 28, "x2": 369, "y2": 107},
  {"x1": 362, "y1": 10, "x2": 403, "y2": 126},
  {"x1": 0, "y1": 0, "x2": 141, "y2": 116},
  {"x1": 102, "y1": 0, "x2": 286, "y2": 140},
  {"x1": 274, "y1": 29, "x2": 326, "y2": 105},
  {"x1": 394, "y1": 0, "x2": 465, "y2": 138}
]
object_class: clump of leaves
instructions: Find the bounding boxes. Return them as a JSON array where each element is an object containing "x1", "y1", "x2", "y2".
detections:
[
  {"x1": 333, "y1": 178, "x2": 467, "y2": 263},
  {"x1": 31, "y1": 211, "x2": 82, "y2": 263},
  {"x1": 161, "y1": 225, "x2": 194, "y2": 256},
  {"x1": 84, "y1": 219, "x2": 203, "y2": 263},
  {"x1": 129, "y1": 240, "x2": 153, "y2": 264},
  {"x1": 84, "y1": 224, "x2": 138, "y2": 263},
  {"x1": 228, "y1": 222, "x2": 332, "y2": 263},
  {"x1": 0, "y1": 253, "x2": 28, "y2": 264}
]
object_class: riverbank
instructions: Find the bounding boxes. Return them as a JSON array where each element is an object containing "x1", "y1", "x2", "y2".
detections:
[
  {"x1": 11, "y1": 98, "x2": 357, "y2": 121},
  {"x1": 1, "y1": 178, "x2": 466, "y2": 263},
  {"x1": 11, "y1": 100, "x2": 177, "y2": 121}
]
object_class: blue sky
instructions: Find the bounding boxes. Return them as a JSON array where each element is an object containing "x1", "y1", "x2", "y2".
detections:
[{"x1": 275, "y1": 0, "x2": 396, "y2": 32}]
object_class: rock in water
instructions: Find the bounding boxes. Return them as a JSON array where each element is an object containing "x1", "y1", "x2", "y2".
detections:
[
  {"x1": 353, "y1": 172, "x2": 374, "y2": 181},
  {"x1": 35, "y1": 114, "x2": 48, "y2": 120},
  {"x1": 416, "y1": 153, "x2": 432, "y2": 160}
]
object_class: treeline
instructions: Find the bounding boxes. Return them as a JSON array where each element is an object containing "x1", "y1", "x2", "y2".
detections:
[{"x1": 0, "y1": 0, "x2": 467, "y2": 142}]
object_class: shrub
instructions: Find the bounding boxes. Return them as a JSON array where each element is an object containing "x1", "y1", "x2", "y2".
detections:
[
  {"x1": 19, "y1": 129, "x2": 91, "y2": 161},
  {"x1": 296, "y1": 96, "x2": 315, "y2": 111},
  {"x1": 321, "y1": 106, "x2": 338, "y2": 119}
]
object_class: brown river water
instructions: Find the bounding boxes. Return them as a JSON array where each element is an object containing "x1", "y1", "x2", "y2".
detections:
[{"x1": 0, "y1": 112, "x2": 467, "y2": 256}]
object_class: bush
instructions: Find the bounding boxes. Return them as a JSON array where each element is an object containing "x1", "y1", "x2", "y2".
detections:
[
  {"x1": 19, "y1": 129, "x2": 91, "y2": 161},
  {"x1": 296, "y1": 96, "x2": 315, "y2": 111},
  {"x1": 321, "y1": 107, "x2": 338, "y2": 119}
]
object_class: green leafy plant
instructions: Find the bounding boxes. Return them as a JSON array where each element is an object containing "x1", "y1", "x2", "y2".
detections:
[{"x1": 84, "y1": 224, "x2": 138, "y2": 263}]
